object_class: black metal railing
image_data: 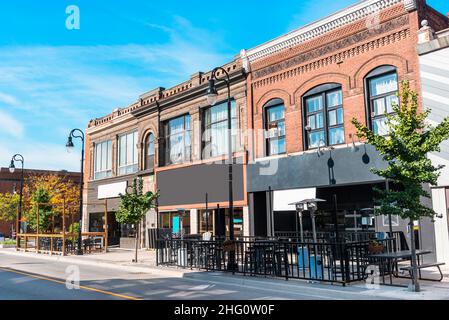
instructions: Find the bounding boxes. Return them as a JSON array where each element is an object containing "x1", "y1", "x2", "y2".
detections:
[{"x1": 156, "y1": 237, "x2": 397, "y2": 285}]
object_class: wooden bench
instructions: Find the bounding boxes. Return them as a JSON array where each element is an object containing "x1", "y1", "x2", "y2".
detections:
[{"x1": 400, "y1": 262, "x2": 446, "y2": 282}]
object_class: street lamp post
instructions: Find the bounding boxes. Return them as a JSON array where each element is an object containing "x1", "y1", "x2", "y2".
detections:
[
  {"x1": 66, "y1": 128, "x2": 85, "y2": 256},
  {"x1": 206, "y1": 67, "x2": 236, "y2": 271},
  {"x1": 9, "y1": 154, "x2": 24, "y2": 249}
]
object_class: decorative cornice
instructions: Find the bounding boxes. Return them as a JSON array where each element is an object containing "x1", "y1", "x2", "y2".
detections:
[
  {"x1": 403, "y1": 0, "x2": 417, "y2": 12},
  {"x1": 245, "y1": 0, "x2": 404, "y2": 63},
  {"x1": 253, "y1": 29, "x2": 410, "y2": 89},
  {"x1": 253, "y1": 15, "x2": 409, "y2": 81}
]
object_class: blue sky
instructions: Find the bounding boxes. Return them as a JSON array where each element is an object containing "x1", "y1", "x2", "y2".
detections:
[{"x1": 0, "y1": 0, "x2": 448, "y2": 171}]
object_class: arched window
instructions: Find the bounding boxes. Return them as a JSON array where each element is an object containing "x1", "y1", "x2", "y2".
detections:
[
  {"x1": 145, "y1": 133, "x2": 155, "y2": 170},
  {"x1": 365, "y1": 65, "x2": 399, "y2": 136},
  {"x1": 264, "y1": 99, "x2": 286, "y2": 156},
  {"x1": 303, "y1": 83, "x2": 344, "y2": 149}
]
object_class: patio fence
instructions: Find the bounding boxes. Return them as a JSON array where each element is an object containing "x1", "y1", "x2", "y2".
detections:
[{"x1": 156, "y1": 237, "x2": 397, "y2": 285}]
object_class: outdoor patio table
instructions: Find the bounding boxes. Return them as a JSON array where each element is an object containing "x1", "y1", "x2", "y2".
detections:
[{"x1": 367, "y1": 250, "x2": 432, "y2": 286}]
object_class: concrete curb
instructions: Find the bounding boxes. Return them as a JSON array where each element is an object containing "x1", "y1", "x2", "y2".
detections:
[{"x1": 0, "y1": 249, "x2": 189, "y2": 278}]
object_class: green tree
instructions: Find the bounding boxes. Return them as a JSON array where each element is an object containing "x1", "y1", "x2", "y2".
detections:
[
  {"x1": 0, "y1": 193, "x2": 20, "y2": 232},
  {"x1": 116, "y1": 178, "x2": 159, "y2": 263},
  {"x1": 68, "y1": 222, "x2": 80, "y2": 243},
  {"x1": 352, "y1": 81, "x2": 449, "y2": 292},
  {"x1": 25, "y1": 187, "x2": 56, "y2": 233}
]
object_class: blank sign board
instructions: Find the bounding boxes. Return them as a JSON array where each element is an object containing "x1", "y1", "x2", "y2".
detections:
[
  {"x1": 273, "y1": 188, "x2": 316, "y2": 211},
  {"x1": 98, "y1": 181, "x2": 127, "y2": 199}
]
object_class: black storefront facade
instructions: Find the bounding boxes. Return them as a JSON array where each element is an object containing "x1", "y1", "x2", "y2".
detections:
[{"x1": 247, "y1": 144, "x2": 437, "y2": 257}]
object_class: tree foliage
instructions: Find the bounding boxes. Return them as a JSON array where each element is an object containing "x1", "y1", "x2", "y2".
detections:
[
  {"x1": 115, "y1": 178, "x2": 159, "y2": 225},
  {"x1": 0, "y1": 193, "x2": 20, "y2": 222},
  {"x1": 352, "y1": 81, "x2": 449, "y2": 221},
  {"x1": 21, "y1": 174, "x2": 80, "y2": 232},
  {"x1": 23, "y1": 174, "x2": 80, "y2": 216},
  {"x1": 25, "y1": 187, "x2": 55, "y2": 232}
]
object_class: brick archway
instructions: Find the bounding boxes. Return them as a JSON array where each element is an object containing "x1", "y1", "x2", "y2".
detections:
[{"x1": 353, "y1": 54, "x2": 409, "y2": 89}]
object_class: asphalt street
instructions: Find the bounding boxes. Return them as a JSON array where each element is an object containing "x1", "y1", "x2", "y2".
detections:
[{"x1": 0, "y1": 253, "x2": 430, "y2": 300}]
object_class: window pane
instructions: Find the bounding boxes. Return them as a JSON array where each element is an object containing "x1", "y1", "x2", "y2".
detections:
[
  {"x1": 373, "y1": 98, "x2": 385, "y2": 116},
  {"x1": 308, "y1": 115, "x2": 316, "y2": 130},
  {"x1": 370, "y1": 73, "x2": 398, "y2": 96},
  {"x1": 277, "y1": 121, "x2": 285, "y2": 136},
  {"x1": 147, "y1": 134, "x2": 155, "y2": 156},
  {"x1": 386, "y1": 94, "x2": 399, "y2": 114},
  {"x1": 169, "y1": 117, "x2": 184, "y2": 134},
  {"x1": 373, "y1": 118, "x2": 389, "y2": 136},
  {"x1": 133, "y1": 132, "x2": 138, "y2": 164},
  {"x1": 169, "y1": 133, "x2": 184, "y2": 164},
  {"x1": 211, "y1": 103, "x2": 227, "y2": 123},
  {"x1": 185, "y1": 115, "x2": 191, "y2": 130},
  {"x1": 336, "y1": 108, "x2": 344, "y2": 125},
  {"x1": 316, "y1": 112, "x2": 324, "y2": 129},
  {"x1": 119, "y1": 136, "x2": 126, "y2": 166},
  {"x1": 269, "y1": 137, "x2": 285, "y2": 155},
  {"x1": 329, "y1": 127, "x2": 345, "y2": 145},
  {"x1": 327, "y1": 90, "x2": 342, "y2": 107},
  {"x1": 107, "y1": 141, "x2": 112, "y2": 170},
  {"x1": 328, "y1": 110, "x2": 337, "y2": 126},
  {"x1": 267, "y1": 105, "x2": 284, "y2": 122},
  {"x1": 309, "y1": 131, "x2": 325, "y2": 148},
  {"x1": 126, "y1": 134, "x2": 133, "y2": 166},
  {"x1": 307, "y1": 96, "x2": 323, "y2": 113},
  {"x1": 203, "y1": 102, "x2": 238, "y2": 158},
  {"x1": 101, "y1": 142, "x2": 107, "y2": 172}
]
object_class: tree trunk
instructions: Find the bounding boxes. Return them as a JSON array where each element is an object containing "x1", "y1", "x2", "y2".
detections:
[
  {"x1": 134, "y1": 223, "x2": 139, "y2": 263},
  {"x1": 409, "y1": 219, "x2": 420, "y2": 292}
]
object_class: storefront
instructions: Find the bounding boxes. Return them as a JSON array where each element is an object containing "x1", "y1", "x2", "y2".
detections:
[
  {"x1": 156, "y1": 160, "x2": 248, "y2": 238},
  {"x1": 247, "y1": 144, "x2": 390, "y2": 236}
]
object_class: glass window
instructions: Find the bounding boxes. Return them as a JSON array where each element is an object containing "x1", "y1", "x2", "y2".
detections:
[
  {"x1": 145, "y1": 133, "x2": 155, "y2": 170},
  {"x1": 367, "y1": 71, "x2": 398, "y2": 135},
  {"x1": 383, "y1": 214, "x2": 400, "y2": 227},
  {"x1": 265, "y1": 102, "x2": 286, "y2": 156},
  {"x1": 159, "y1": 211, "x2": 191, "y2": 236},
  {"x1": 307, "y1": 96, "x2": 323, "y2": 112},
  {"x1": 118, "y1": 131, "x2": 138, "y2": 175},
  {"x1": 165, "y1": 114, "x2": 191, "y2": 165},
  {"x1": 198, "y1": 210, "x2": 213, "y2": 234},
  {"x1": 304, "y1": 86, "x2": 345, "y2": 149},
  {"x1": 94, "y1": 140, "x2": 112, "y2": 180},
  {"x1": 202, "y1": 101, "x2": 238, "y2": 159},
  {"x1": 370, "y1": 73, "x2": 398, "y2": 96}
]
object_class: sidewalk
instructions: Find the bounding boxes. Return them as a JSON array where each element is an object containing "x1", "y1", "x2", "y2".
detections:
[
  {"x1": 0, "y1": 247, "x2": 190, "y2": 278},
  {"x1": 1, "y1": 248, "x2": 448, "y2": 300}
]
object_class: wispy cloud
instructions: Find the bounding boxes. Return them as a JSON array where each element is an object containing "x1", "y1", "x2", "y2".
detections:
[
  {"x1": 0, "y1": 15, "x2": 230, "y2": 171},
  {"x1": 0, "y1": 140, "x2": 79, "y2": 171},
  {"x1": 0, "y1": 92, "x2": 19, "y2": 106},
  {"x1": 0, "y1": 110, "x2": 24, "y2": 138}
]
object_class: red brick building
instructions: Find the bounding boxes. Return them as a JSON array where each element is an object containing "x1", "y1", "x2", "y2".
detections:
[
  {"x1": 242, "y1": 0, "x2": 448, "y2": 248},
  {"x1": 0, "y1": 168, "x2": 81, "y2": 237}
]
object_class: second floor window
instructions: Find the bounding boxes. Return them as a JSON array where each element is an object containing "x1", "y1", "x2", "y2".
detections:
[
  {"x1": 304, "y1": 84, "x2": 345, "y2": 149},
  {"x1": 165, "y1": 114, "x2": 191, "y2": 165},
  {"x1": 265, "y1": 99, "x2": 286, "y2": 156},
  {"x1": 202, "y1": 100, "x2": 238, "y2": 159},
  {"x1": 145, "y1": 133, "x2": 155, "y2": 170},
  {"x1": 94, "y1": 140, "x2": 112, "y2": 180},
  {"x1": 366, "y1": 66, "x2": 399, "y2": 136},
  {"x1": 118, "y1": 131, "x2": 138, "y2": 175}
]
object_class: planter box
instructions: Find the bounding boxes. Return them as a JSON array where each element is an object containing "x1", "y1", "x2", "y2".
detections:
[{"x1": 0, "y1": 244, "x2": 16, "y2": 249}]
